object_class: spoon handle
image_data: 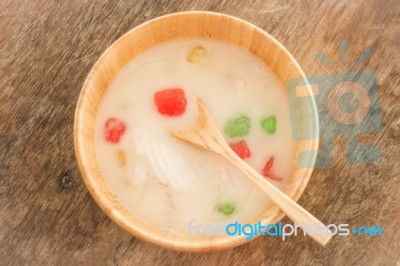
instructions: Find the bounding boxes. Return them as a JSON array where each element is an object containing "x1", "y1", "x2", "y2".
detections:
[
  {"x1": 221, "y1": 147, "x2": 332, "y2": 245},
  {"x1": 171, "y1": 98, "x2": 332, "y2": 245}
]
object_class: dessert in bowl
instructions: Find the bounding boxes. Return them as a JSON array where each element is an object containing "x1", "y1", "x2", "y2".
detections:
[{"x1": 74, "y1": 11, "x2": 318, "y2": 252}]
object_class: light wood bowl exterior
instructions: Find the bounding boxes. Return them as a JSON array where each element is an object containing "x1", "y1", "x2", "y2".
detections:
[{"x1": 74, "y1": 11, "x2": 319, "y2": 252}]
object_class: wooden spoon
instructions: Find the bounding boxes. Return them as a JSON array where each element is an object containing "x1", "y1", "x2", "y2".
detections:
[{"x1": 171, "y1": 98, "x2": 332, "y2": 246}]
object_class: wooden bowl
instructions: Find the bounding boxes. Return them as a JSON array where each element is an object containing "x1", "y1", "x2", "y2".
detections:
[{"x1": 74, "y1": 11, "x2": 319, "y2": 252}]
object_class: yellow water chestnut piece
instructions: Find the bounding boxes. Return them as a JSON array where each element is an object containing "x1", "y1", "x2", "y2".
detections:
[
  {"x1": 117, "y1": 150, "x2": 126, "y2": 166},
  {"x1": 187, "y1": 45, "x2": 207, "y2": 63}
]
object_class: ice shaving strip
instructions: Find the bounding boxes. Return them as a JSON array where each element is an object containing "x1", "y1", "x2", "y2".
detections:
[{"x1": 129, "y1": 130, "x2": 198, "y2": 192}]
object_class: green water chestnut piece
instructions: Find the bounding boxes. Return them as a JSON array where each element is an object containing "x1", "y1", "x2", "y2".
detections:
[
  {"x1": 261, "y1": 116, "x2": 277, "y2": 134},
  {"x1": 225, "y1": 116, "x2": 251, "y2": 138},
  {"x1": 217, "y1": 202, "x2": 236, "y2": 215}
]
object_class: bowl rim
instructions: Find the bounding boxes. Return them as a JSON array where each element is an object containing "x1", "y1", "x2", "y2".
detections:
[{"x1": 74, "y1": 10, "x2": 319, "y2": 252}]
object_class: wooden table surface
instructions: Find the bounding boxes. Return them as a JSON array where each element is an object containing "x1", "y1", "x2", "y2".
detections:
[{"x1": 1, "y1": 0, "x2": 399, "y2": 265}]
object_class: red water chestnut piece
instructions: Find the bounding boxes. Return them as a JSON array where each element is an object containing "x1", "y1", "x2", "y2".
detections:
[
  {"x1": 104, "y1": 117, "x2": 126, "y2": 143},
  {"x1": 229, "y1": 140, "x2": 251, "y2": 159},
  {"x1": 262, "y1": 157, "x2": 282, "y2": 181},
  {"x1": 154, "y1": 88, "x2": 187, "y2": 116}
]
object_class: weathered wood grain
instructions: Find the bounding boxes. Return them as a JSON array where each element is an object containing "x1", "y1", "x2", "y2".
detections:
[{"x1": 0, "y1": 0, "x2": 399, "y2": 265}]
